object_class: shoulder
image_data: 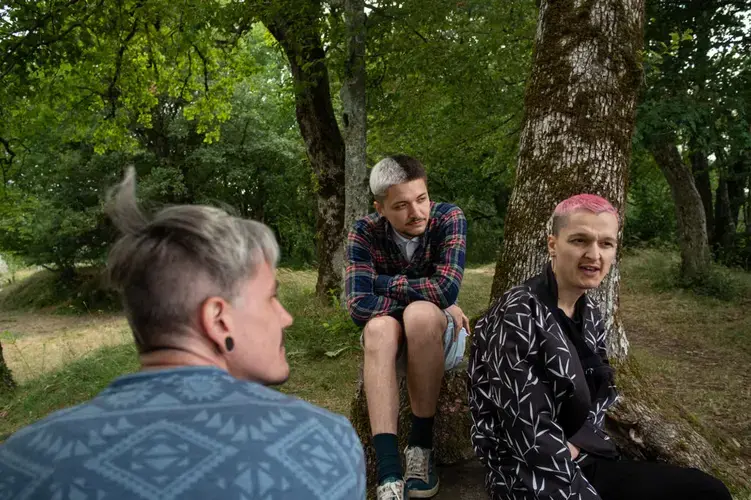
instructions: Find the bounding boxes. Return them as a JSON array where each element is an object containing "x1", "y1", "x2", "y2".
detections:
[
  {"x1": 351, "y1": 212, "x2": 382, "y2": 233},
  {"x1": 431, "y1": 202, "x2": 465, "y2": 221},
  {"x1": 239, "y1": 381, "x2": 360, "y2": 435},
  {"x1": 478, "y1": 285, "x2": 546, "y2": 332}
]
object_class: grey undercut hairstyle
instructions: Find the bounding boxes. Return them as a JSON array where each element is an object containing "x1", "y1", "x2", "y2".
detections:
[
  {"x1": 106, "y1": 167, "x2": 279, "y2": 352},
  {"x1": 369, "y1": 154, "x2": 427, "y2": 202}
]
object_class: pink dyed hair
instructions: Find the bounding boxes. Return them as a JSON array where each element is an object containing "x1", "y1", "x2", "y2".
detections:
[{"x1": 552, "y1": 194, "x2": 619, "y2": 235}]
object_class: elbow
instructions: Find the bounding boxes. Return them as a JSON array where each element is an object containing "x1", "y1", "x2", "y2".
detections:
[{"x1": 346, "y1": 298, "x2": 369, "y2": 328}]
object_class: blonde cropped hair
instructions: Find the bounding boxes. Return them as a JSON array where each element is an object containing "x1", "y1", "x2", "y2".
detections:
[{"x1": 106, "y1": 167, "x2": 279, "y2": 352}]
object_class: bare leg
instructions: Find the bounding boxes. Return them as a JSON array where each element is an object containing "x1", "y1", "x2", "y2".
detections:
[
  {"x1": 363, "y1": 315, "x2": 403, "y2": 435},
  {"x1": 403, "y1": 301, "x2": 447, "y2": 417}
]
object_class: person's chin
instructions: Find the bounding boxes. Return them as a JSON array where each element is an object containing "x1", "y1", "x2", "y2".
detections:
[
  {"x1": 403, "y1": 224, "x2": 426, "y2": 236},
  {"x1": 267, "y1": 358, "x2": 290, "y2": 387}
]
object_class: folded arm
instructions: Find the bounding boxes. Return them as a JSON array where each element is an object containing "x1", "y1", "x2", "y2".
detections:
[
  {"x1": 374, "y1": 206, "x2": 467, "y2": 308},
  {"x1": 345, "y1": 225, "x2": 405, "y2": 327}
]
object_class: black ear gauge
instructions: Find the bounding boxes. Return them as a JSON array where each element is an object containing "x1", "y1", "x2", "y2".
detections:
[{"x1": 225, "y1": 337, "x2": 235, "y2": 352}]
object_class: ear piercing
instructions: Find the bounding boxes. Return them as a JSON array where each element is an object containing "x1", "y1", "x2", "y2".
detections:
[{"x1": 225, "y1": 337, "x2": 235, "y2": 352}]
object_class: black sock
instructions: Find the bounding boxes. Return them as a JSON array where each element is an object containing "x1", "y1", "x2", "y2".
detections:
[
  {"x1": 373, "y1": 433, "x2": 402, "y2": 484},
  {"x1": 408, "y1": 414, "x2": 435, "y2": 449}
]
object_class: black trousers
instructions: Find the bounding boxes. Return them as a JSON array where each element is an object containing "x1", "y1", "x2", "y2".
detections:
[{"x1": 581, "y1": 457, "x2": 732, "y2": 500}]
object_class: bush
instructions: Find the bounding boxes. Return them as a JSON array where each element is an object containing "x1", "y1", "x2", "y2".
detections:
[{"x1": 0, "y1": 267, "x2": 120, "y2": 313}]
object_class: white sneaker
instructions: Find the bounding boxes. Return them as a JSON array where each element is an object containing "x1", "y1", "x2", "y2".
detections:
[{"x1": 376, "y1": 478, "x2": 407, "y2": 500}]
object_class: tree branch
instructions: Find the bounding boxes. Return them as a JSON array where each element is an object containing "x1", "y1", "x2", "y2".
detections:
[
  {"x1": 192, "y1": 44, "x2": 211, "y2": 93},
  {"x1": 106, "y1": 13, "x2": 140, "y2": 119}
]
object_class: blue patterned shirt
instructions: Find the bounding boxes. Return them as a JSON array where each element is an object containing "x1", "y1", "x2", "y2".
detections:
[{"x1": 0, "y1": 367, "x2": 366, "y2": 499}]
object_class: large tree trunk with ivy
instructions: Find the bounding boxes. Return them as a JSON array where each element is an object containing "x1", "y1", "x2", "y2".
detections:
[
  {"x1": 263, "y1": 3, "x2": 346, "y2": 300},
  {"x1": 489, "y1": 0, "x2": 747, "y2": 490},
  {"x1": 341, "y1": 0, "x2": 370, "y2": 233},
  {"x1": 649, "y1": 140, "x2": 712, "y2": 282},
  {"x1": 0, "y1": 341, "x2": 15, "y2": 394}
]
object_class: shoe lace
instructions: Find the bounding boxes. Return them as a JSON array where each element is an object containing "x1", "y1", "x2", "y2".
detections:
[
  {"x1": 405, "y1": 447, "x2": 430, "y2": 483},
  {"x1": 376, "y1": 480, "x2": 404, "y2": 500}
]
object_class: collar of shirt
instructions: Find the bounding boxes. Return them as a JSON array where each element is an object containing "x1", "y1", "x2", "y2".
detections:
[{"x1": 391, "y1": 227, "x2": 421, "y2": 262}]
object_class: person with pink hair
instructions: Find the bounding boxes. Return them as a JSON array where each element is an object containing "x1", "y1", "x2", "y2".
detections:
[{"x1": 467, "y1": 194, "x2": 730, "y2": 500}]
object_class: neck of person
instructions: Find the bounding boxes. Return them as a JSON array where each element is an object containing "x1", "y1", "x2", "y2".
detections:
[
  {"x1": 139, "y1": 338, "x2": 229, "y2": 373},
  {"x1": 557, "y1": 284, "x2": 584, "y2": 318},
  {"x1": 551, "y1": 263, "x2": 584, "y2": 318}
]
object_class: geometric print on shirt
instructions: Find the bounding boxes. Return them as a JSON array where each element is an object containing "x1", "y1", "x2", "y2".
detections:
[
  {"x1": 468, "y1": 282, "x2": 619, "y2": 500},
  {"x1": 0, "y1": 366, "x2": 366, "y2": 500}
]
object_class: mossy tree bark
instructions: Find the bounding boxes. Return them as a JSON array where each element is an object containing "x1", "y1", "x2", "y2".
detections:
[
  {"x1": 263, "y1": 1, "x2": 346, "y2": 300},
  {"x1": 0, "y1": 341, "x2": 15, "y2": 394},
  {"x1": 341, "y1": 0, "x2": 370, "y2": 234},
  {"x1": 489, "y1": 0, "x2": 645, "y2": 359},
  {"x1": 489, "y1": 0, "x2": 747, "y2": 491}
]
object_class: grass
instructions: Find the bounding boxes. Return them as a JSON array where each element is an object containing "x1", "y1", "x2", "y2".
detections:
[
  {"x1": 0, "y1": 253, "x2": 748, "y2": 495},
  {"x1": 620, "y1": 250, "x2": 751, "y2": 488}
]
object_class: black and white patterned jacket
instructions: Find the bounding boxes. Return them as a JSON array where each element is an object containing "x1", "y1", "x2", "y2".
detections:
[{"x1": 468, "y1": 264, "x2": 619, "y2": 500}]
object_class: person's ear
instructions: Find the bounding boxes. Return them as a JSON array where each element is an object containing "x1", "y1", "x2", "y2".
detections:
[
  {"x1": 199, "y1": 296, "x2": 233, "y2": 351},
  {"x1": 547, "y1": 235, "x2": 557, "y2": 259},
  {"x1": 374, "y1": 200, "x2": 383, "y2": 216}
]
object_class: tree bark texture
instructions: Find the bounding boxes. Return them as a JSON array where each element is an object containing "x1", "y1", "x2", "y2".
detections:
[
  {"x1": 650, "y1": 140, "x2": 712, "y2": 282},
  {"x1": 263, "y1": 5, "x2": 346, "y2": 300},
  {"x1": 690, "y1": 150, "x2": 714, "y2": 240},
  {"x1": 485, "y1": 0, "x2": 745, "y2": 489},
  {"x1": 0, "y1": 340, "x2": 15, "y2": 394},
  {"x1": 490, "y1": 0, "x2": 645, "y2": 361},
  {"x1": 341, "y1": 0, "x2": 370, "y2": 234},
  {"x1": 713, "y1": 172, "x2": 735, "y2": 258}
]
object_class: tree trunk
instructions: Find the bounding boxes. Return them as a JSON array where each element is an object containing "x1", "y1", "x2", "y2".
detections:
[
  {"x1": 341, "y1": 0, "x2": 370, "y2": 234},
  {"x1": 0, "y1": 340, "x2": 15, "y2": 394},
  {"x1": 650, "y1": 140, "x2": 712, "y2": 282},
  {"x1": 263, "y1": 5, "x2": 346, "y2": 300},
  {"x1": 490, "y1": 0, "x2": 645, "y2": 360},
  {"x1": 488, "y1": 0, "x2": 746, "y2": 489},
  {"x1": 713, "y1": 171, "x2": 735, "y2": 260},
  {"x1": 690, "y1": 150, "x2": 714, "y2": 241}
]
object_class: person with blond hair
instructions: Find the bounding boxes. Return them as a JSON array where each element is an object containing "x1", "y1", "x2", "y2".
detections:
[
  {"x1": 345, "y1": 154, "x2": 468, "y2": 500},
  {"x1": 468, "y1": 194, "x2": 730, "y2": 500},
  {"x1": 0, "y1": 168, "x2": 366, "y2": 499}
]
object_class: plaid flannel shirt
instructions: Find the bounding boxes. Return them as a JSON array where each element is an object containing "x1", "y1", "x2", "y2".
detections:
[{"x1": 345, "y1": 201, "x2": 467, "y2": 327}]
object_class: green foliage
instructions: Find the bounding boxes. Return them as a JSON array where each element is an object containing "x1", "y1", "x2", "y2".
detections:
[
  {"x1": 624, "y1": 147, "x2": 677, "y2": 248},
  {"x1": 355, "y1": 0, "x2": 536, "y2": 262},
  {"x1": 0, "y1": 21, "x2": 316, "y2": 270}
]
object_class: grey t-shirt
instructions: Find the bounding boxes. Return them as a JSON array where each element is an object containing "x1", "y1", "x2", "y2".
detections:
[{"x1": 0, "y1": 366, "x2": 366, "y2": 499}]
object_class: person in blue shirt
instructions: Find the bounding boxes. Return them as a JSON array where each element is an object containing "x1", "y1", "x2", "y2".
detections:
[{"x1": 0, "y1": 167, "x2": 366, "y2": 500}]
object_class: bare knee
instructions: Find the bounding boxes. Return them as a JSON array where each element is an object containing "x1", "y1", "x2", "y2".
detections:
[
  {"x1": 363, "y1": 315, "x2": 402, "y2": 356},
  {"x1": 403, "y1": 301, "x2": 447, "y2": 342}
]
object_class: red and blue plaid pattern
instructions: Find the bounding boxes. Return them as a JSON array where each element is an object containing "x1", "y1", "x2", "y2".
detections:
[{"x1": 345, "y1": 202, "x2": 467, "y2": 327}]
